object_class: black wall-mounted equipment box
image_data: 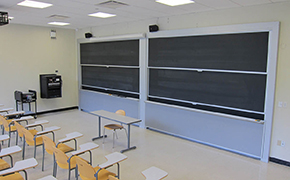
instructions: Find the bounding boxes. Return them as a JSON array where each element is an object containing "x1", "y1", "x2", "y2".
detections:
[
  {"x1": 0, "y1": 12, "x2": 9, "y2": 26},
  {"x1": 149, "y1": 24, "x2": 159, "y2": 32},
  {"x1": 40, "y1": 74, "x2": 62, "y2": 98}
]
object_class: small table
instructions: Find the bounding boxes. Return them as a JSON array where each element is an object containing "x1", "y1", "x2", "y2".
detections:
[
  {"x1": 90, "y1": 110, "x2": 141, "y2": 153},
  {"x1": 0, "y1": 108, "x2": 13, "y2": 114},
  {"x1": 4, "y1": 111, "x2": 25, "y2": 118},
  {"x1": 71, "y1": 142, "x2": 99, "y2": 165},
  {"x1": 142, "y1": 166, "x2": 168, "y2": 180},
  {"x1": 36, "y1": 126, "x2": 61, "y2": 142},
  {"x1": 58, "y1": 131, "x2": 83, "y2": 150},
  {"x1": 37, "y1": 175, "x2": 57, "y2": 180},
  {"x1": 0, "y1": 158, "x2": 38, "y2": 178},
  {"x1": 0, "y1": 135, "x2": 10, "y2": 152}
]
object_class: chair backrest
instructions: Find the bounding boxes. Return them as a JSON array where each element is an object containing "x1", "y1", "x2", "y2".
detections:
[
  {"x1": 0, "y1": 115, "x2": 11, "y2": 131},
  {"x1": 75, "y1": 156, "x2": 96, "y2": 180},
  {"x1": 0, "y1": 115, "x2": 4, "y2": 125},
  {"x1": 22, "y1": 127, "x2": 36, "y2": 146},
  {"x1": 42, "y1": 135, "x2": 56, "y2": 155},
  {"x1": 108, "y1": 175, "x2": 119, "y2": 180},
  {"x1": 14, "y1": 121, "x2": 24, "y2": 137},
  {"x1": 52, "y1": 145, "x2": 69, "y2": 169},
  {"x1": 115, "y1": 110, "x2": 125, "y2": 116}
]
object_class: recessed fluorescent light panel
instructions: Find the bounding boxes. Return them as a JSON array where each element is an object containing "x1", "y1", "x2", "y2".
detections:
[
  {"x1": 88, "y1": 12, "x2": 116, "y2": 18},
  {"x1": 48, "y1": 22, "x2": 70, "y2": 26},
  {"x1": 17, "y1": 0, "x2": 53, "y2": 9},
  {"x1": 156, "y1": 0, "x2": 194, "y2": 6}
]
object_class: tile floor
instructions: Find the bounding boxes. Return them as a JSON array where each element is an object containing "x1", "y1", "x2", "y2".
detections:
[{"x1": 2, "y1": 109, "x2": 290, "y2": 180}]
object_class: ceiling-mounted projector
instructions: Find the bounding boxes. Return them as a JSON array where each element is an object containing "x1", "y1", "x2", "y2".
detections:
[{"x1": 0, "y1": 12, "x2": 9, "y2": 26}]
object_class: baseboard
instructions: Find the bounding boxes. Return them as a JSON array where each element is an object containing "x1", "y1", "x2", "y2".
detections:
[
  {"x1": 36, "y1": 106, "x2": 78, "y2": 115},
  {"x1": 269, "y1": 157, "x2": 290, "y2": 167}
]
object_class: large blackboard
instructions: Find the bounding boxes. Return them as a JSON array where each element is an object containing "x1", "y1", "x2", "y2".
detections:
[
  {"x1": 80, "y1": 40, "x2": 139, "y2": 98},
  {"x1": 148, "y1": 32, "x2": 269, "y2": 119},
  {"x1": 81, "y1": 40, "x2": 139, "y2": 66},
  {"x1": 149, "y1": 32, "x2": 269, "y2": 72}
]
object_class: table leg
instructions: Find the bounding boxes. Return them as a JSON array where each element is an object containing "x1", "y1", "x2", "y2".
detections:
[
  {"x1": 92, "y1": 116, "x2": 107, "y2": 141},
  {"x1": 120, "y1": 124, "x2": 136, "y2": 153}
]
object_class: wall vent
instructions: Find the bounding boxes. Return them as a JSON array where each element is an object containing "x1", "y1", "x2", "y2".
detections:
[{"x1": 96, "y1": 0, "x2": 129, "y2": 9}]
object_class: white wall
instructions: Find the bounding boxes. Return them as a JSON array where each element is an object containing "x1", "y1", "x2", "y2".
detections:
[
  {"x1": 0, "y1": 24, "x2": 78, "y2": 112},
  {"x1": 76, "y1": 1, "x2": 290, "y2": 162}
]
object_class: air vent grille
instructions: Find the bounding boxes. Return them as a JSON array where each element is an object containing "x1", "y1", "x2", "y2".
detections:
[{"x1": 96, "y1": 0, "x2": 128, "y2": 9}]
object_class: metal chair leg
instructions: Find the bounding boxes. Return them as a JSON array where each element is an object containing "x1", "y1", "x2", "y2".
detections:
[
  {"x1": 102, "y1": 127, "x2": 106, "y2": 144},
  {"x1": 8, "y1": 132, "x2": 11, "y2": 147},
  {"x1": 113, "y1": 130, "x2": 115, "y2": 149},
  {"x1": 68, "y1": 169, "x2": 71, "y2": 180},
  {"x1": 22, "y1": 138, "x2": 26, "y2": 160},
  {"x1": 42, "y1": 144, "x2": 45, "y2": 171}
]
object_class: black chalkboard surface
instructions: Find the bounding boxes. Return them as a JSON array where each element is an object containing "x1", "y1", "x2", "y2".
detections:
[
  {"x1": 149, "y1": 32, "x2": 269, "y2": 72},
  {"x1": 148, "y1": 32, "x2": 269, "y2": 119},
  {"x1": 149, "y1": 69, "x2": 266, "y2": 112},
  {"x1": 80, "y1": 39, "x2": 140, "y2": 98},
  {"x1": 81, "y1": 40, "x2": 139, "y2": 66},
  {"x1": 82, "y1": 66, "x2": 139, "y2": 93}
]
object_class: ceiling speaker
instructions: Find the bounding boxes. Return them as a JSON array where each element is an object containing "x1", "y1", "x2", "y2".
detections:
[
  {"x1": 149, "y1": 25, "x2": 159, "y2": 32},
  {"x1": 85, "y1": 32, "x2": 93, "y2": 38}
]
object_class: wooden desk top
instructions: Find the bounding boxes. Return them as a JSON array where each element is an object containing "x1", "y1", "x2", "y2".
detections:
[
  {"x1": 91, "y1": 110, "x2": 141, "y2": 125},
  {"x1": 142, "y1": 166, "x2": 168, "y2": 180},
  {"x1": 58, "y1": 132, "x2": 83, "y2": 143},
  {"x1": 0, "y1": 158, "x2": 38, "y2": 176},
  {"x1": 71, "y1": 142, "x2": 99, "y2": 155},
  {"x1": 37, "y1": 126, "x2": 61, "y2": 135},
  {"x1": 0, "y1": 135, "x2": 9, "y2": 142},
  {"x1": 0, "y1": 146, "x2": 22, "y2": 157},
  {"x1": 99, "y1": 152, "x2": 127, "y2": 169},
  {"x1": 37, "y1": 175, "x2": 57, "y2": 180}
]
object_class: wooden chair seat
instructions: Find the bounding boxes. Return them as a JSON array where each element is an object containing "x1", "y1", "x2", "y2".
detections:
[
  {"x1": 104, "y1": 124, "x2": 124, "y2": 130},
  {"x1": 33, "y1": 136, "x2": 43, "y2": 146},
  {"x1": 28, "y1": 129, "x2": 38, "y2": 136},
  {"x1": 56, "y1": 143, "x2": 74, "y2": 154},
  {"x1": 76, "y1": 156, "x2": 116, "y2": 180},
  {"x1": 79, "y1": 166, "x2": 116, "y2": 180},
  {"x1": 0, "y1": 172, "x2": 23, "y2": 180},
  {"x1": 0, "y1": 159, "x2": 10, "y2": 171}
]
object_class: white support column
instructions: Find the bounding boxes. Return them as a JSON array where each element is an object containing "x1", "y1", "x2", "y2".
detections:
[{"x1": 139, "y1": 38, "x2": 148, "y2": 129}]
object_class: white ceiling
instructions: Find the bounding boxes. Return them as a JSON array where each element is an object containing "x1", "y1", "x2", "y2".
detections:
[{"x1": 0, "y1": 0, "x2": 288, "y2": 29}]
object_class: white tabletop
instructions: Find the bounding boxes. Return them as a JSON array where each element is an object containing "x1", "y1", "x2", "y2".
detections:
[
  {"x1": 142, "y1": 166, "x2": 168, "y2": 180},
  {"x1": 99, "y1": 152, "x2": 128, "y2": 169},
  {"x1": 0, "y1": 158, "x2": 38, "y2": 176},
  {"x1": 71, "y1": 142, "x2": 99, "y2": 155},
  {"x1": 4, "y1": 111, "x2": 25, "y2": 117},
  {"x1": 0, "y1": 135, "x2": 9, "y2": 142},
  {"x1": 91, "y1": 110, "x2": 141, "y2": 125},
  {"x1": 37, "y1": 175, "x2": 58, "y2": 180},
  {"x1": 25, "y1": 120, "x2": 49, "y2": 128},
  {"x1": 0, "y1": 146, "x2": 22, "y2": 157},
  {"x1": 14, "y1": 116, "x2": 34, "y2": 121},
  {"x1": 0, "y1": 108, "x2": 13, "y2": 113},
  {"x1": 58, "y1": 132, "x2": 83, "y2": 143},
  {"x1": 37, "y1": 126, "x2": 61, "y2": 135}
]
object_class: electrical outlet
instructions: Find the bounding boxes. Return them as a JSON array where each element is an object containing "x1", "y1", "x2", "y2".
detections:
[
  {"x1": 277, "y1": 140, "x2": 285, "y2": 147},
  {"x1": 281, "y1": 141, "x2": 285, "y2": 147},
  {"x1": 283, "y1": 102, "x2": 287, "y2": 108},
  {"x1": 278, "y1": 101, "x2": 283, "y2": 107}
]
